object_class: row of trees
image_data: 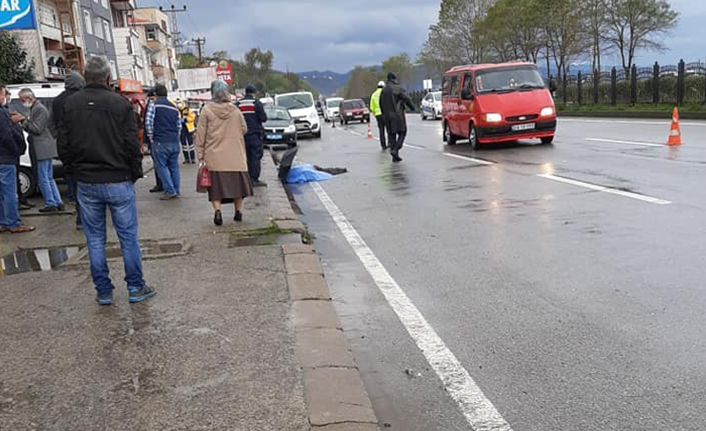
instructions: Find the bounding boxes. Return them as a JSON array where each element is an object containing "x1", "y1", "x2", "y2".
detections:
[
  {"x1": 180, "y1": 48, "x2": 317, "y2": 96},
  {"x1": 420, "y1": 0, "x2": 679, "y2": 78}
]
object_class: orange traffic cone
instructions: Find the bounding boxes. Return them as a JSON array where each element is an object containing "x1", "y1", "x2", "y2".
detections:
[
  {"x1": 367, "y1": 122, "x2": 373, "y2": 140},
  {"x1": 667, "y1": 107, "x2": 682, "y2": 146}
]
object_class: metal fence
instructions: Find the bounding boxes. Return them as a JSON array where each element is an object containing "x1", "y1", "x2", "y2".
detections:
[{"x1": 555, "y1": 60, "x2": 706, "y2": 106}]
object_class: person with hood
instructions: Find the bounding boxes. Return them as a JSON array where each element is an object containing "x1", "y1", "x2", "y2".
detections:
[
  {"x1": 12, "y1": 88, "x2": 64, "y2": 211},
  {"x1": 0, "y1": 85, "x2": 35, "y2": 234},
  {"x1": 54, "y1": 71, "x2": 85, "y2": 229},
  {"x1": 237, "y1": 84, "x2": 268, "y2": 187},
  {"x1": 380, "y1": 72, "x2": 415, "y2": 163},
  {"x1": 195, "y1": 80, "x2": 253, "y2": 226},
  {"x1": 176, "y1": 98, "x2": 196, "y2": 164},
  {"x1": 370, "y1": 81, "x2": 387, "y2": 150}
]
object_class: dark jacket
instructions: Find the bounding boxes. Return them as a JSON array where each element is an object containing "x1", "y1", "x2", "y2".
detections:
[
  {"x1": 53, "y1": 72, "x2": 86, "y2": 169},
  {"x1": 145, "y1": 97, "x2": 181, "y2": 144},
  {"x1": 0, "y1": 106, "x2": 24, "y2": 165},
  {"x1": 380, "y1": 79, "x2": 415, "y2": 134},
  {"x1": 59, "y1": 84, "x2": 143, "y2": 184},
  {"x1": 237, "y1": 95, "x2": 267, "y2": 138},
  {"x1": 23, "y1": 100, "x2": 57, "y2": 160}
]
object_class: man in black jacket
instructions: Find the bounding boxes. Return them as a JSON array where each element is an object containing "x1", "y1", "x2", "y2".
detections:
[
  {"x1": 380, "y1": 72, "x2": 416, "y2": 163},
  {"x1": 1, "y1": 87, "x2": 33, "y2": 210},
  {"x1": 53, "y1": 72, "x2": 85, "y2": 229},
  {"x1": 237, "y1": 84, "x2": 268, "y2": 187},
  {"x1": 0, "y1": 86, "x2": 34, "y2": 234},
  {"x1": 59, "y1": 56, "x2": 155, "y2": 306}
]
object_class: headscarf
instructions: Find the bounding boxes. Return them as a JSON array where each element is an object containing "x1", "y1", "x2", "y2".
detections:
[{"x1": 211, "y1": 80, "x2": 231, "y2": 103}]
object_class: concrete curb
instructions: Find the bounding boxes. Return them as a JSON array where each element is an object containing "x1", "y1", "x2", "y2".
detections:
[{"x1": 264, "y1": 153, "x2": 380, "y2": 430}]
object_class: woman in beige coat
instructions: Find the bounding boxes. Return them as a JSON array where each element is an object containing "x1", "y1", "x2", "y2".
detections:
[{"x1": 195, "y1": 81, "x2": 253, "y2": 225}]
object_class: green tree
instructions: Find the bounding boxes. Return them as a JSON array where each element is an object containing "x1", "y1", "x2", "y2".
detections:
[
  {"x1": 382, "y1": 53, "x2": 414, "y2": 88},
  {"x1": 178, "y1": 53, "x2": 199, "y2": 69},
  {"x1": 604, "y1": 0, "x2": 679, "y2": 73},
  {"x1": 343, "y1": 66, "x2": 382, "y2": 100},
  {"x1": 540, "y1": 0, "x2": 587, "y2": 77},
  {"x1": 478, "y1": 0, "x2": 544, "y2": 62},
  {"x1": 0, "y1": 32, "x2": 35, "y2": 84}
]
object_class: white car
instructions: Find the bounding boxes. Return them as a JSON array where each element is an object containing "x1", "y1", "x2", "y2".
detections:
[
  {"x1": 275, "y1": 92, "x2": 322, "y2": 138},
  {"x1": 421, "y1": 91, "x2": 442, "y2": 120},
  {"x1": 323, "y1": 97, "x2": 343, "y2": 122},
  {"x1": 6, "y1": 83, "x2": 65, "y2": 199}
]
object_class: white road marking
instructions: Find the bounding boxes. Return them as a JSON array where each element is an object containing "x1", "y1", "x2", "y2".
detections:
[
  {"x1": 311, "y1": 182, "x2": 513, "y2": 431},
  {"x1": 561, "y1": 118, "x2": 706, "y2": 127},
  {"x1": 406, "y1": 144, "x2": 426, "y2": 150},
  {"x1": 585, "y1": 138, "x2": 665, "y2": 148},
  {"x1": 443, "y1": 153, "x2": 495, "y2": 166},
  {"x1": 537, "y1": 174, "x2": 671, "y2": 205}
]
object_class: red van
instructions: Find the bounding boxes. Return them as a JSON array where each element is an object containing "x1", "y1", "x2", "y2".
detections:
[{"x1": 441, "y1": 62, "x2": 556, "y2": 149}]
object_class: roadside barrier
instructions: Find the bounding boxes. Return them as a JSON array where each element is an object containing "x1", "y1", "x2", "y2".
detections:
[{"x1": 667, "y1": 107, "x2": 683, "y2": 146}]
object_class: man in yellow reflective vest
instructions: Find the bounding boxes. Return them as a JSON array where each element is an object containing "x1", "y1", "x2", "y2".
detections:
[
  {"x1": 369, "y1": 81, "x2": 387, "y2": 150},
  {"x1": 177, "y1": 99, "x2": 196, "y2": 164}
]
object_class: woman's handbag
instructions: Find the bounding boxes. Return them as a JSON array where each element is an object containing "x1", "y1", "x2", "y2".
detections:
[{"x1": 196, "y1": 164, "x2": 212, "y2": 193}]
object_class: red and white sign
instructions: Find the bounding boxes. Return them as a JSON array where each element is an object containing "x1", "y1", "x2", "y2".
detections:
[{"x1": 216, "y1": 61, "x2": 233, "y2": 84}]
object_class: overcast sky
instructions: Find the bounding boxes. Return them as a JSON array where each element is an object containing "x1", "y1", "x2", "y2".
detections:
[{"x1": 139, "y1": 0, "x2": 706, "y2": 72}]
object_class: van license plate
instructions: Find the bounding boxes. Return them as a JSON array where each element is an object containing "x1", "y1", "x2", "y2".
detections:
[
  {"x1": 267, "y1": 134, "x2": 282, "y2": 140},
  {"x1": 512, "y1": 123, "x2": 535, "y2": 131}
]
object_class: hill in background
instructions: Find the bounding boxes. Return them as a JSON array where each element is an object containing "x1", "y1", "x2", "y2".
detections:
[{"x1": 297, "y1": 71, "x2": 351, "y2": 96}]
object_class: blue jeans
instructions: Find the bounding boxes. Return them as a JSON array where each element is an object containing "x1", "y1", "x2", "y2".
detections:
[
  {"x1": 153, "y1": 142, "x2": 180, "y2": 195},
  {"x1": 78, "y1": 181, "x2": 145, "y2": 295},
  {"x1": 37, "y1": 159, "x2": 62, "y2": 207},
  {"x1": 0, "y1": 164, "x2": 20, "y2": 228}
]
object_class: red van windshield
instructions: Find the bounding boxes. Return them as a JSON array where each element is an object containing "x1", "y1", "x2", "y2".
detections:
[{"x1": 475, "y1": 66, "x2": 545, "y2": 94}]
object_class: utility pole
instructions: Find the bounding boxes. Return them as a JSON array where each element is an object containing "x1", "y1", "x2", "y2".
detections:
[
  {"x1": 191, "y1": 37, "x2": 206, "y2": 64},
  {"x1": 159, "y1": 4, "x2": 187, "y2": 56}
]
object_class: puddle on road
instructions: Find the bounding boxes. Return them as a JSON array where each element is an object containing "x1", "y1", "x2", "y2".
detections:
[{"x1": 0, "y1": 246, "x2": 82, "y2": 277}]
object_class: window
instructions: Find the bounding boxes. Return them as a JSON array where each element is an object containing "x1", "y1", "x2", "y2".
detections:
[
  {"x1": 112, "y1": 9, "x2": 125, "y2": 27},
  {"x1": 93, "y1": 16, "x2": 103, "y2": 39},
  {"x1": 161, "y1": 20, "x2": 167, "y2": 33},
  {"x1": 109, "y1": 60, "x2": 118, "y2": 80},
  {"x1": 103, "y1": 20, "x2": 112, "y2": 43},
  {"x1": 449, "y1": 75, "x2": 460, "y2": 97},
  {"x1": 146, "y1": 28, "x2": 156, "y2": 41},
  {"x1": 462, "y1": 73, "x2": 473, "y2": 95},
  {"x1": 83, "y1": 9, "x2": 92, "y2": 35},
  {"x1": 101, "y1": 0, "x2": 108, "y2": 8},
  {"x1": 126, "y1": 36, "x2": 133, "y2": 55}
]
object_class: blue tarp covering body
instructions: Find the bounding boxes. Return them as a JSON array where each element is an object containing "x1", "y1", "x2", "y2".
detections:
[{"x1": 286, "y1": 164, "x2": 333, "y2": 184}]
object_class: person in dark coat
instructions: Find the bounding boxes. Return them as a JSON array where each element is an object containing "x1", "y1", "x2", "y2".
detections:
[
  {"x1": 143, "y1": 88, "x2": 162, "y2": 193},
  {"x1": 0, "y1": 86, "x2": 35, "y2": 233},
  {"x1": 1, "y1": 87, "x2": 33, "y2": 210},
  {"x1": 237, "y1": 84, "x2": 268, "y2": 187},
  {"x1": 379, "y1": 72, "x2": 415, "y2": 163},
  {"x1": 53, "y1": 72, "x2": 85, "y2": 229}
]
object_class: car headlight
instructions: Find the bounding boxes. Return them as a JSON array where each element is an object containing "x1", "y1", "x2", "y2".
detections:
[
  {"x1": 540, "y1": 107, "x2": 554, "y2": 117},
  {"x1": 485, "y1": 113, "x2": 502, "y2": 123},
  {"x1": 285, "y1": 125, "x2": 296, "y2": 133}
]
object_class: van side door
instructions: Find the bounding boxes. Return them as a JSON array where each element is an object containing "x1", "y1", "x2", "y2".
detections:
[
  {"x1": 446, "y1": 74, "x2": 461, "y2": 135},
  {"x1": 458, "y1": 72, "x2": 475, "y2": 138}
]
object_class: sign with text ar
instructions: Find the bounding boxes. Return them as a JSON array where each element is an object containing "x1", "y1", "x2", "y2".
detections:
[{"x1": 0, "y1": 0, "x2": 37, "y2": 30}]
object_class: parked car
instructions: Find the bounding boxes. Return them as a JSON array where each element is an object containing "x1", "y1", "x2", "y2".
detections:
[
  {"x1": 421, "y1": 91, "x2": 442, "y2": 120},
  {"x1": 338, "y1": 99, "x2": 370, "y2": 124},
  {"x1": 7, "y1": 83, "x2": 66, "y2": 199},
  {"x1": 323, "y1": 97, "x2": 343, "y2": 122},
  {"x1": 441, "y1": 62, "x2": 556, "y2": 149},
  {"x1": 263, "y1": 106, "x2": 297, "y2": 147},
  {"x1": 275, "y1": 91, "x2": 322, "y2": 138}
]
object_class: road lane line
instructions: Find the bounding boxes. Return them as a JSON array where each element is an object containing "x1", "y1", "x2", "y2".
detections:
[
  {"x1": 585, "y1": 138, "x2": 664, "y2": 147},
  {"x1": 537, "y1": 174, "x2": 671, "y2": 205},
  {"x1": 561, "y1": 118, "x2": 706, "y2": 127},
  {"x1": 406, "y1": 144, "x2": 426, "y2": 150},
  {"x1": 443, "y1": 153, "x2": 495, "y2": 165},
  {"x1": 311, "y1": 182, "x2": 513, "y2": 431}
]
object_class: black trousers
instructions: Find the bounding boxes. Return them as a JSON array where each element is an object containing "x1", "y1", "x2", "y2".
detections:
[
  {"x1": 389, "y1": 129, "x2": 407, "y2": 153},
  {"x1": 245, "y1": 135, "x2": 264, "y2": 182},
  {"x1": 375, "y1": 115, "x2": 387, "y2": 148}
]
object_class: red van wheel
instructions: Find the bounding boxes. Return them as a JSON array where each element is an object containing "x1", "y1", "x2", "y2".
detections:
[
  {"x1": 469, "y1": 125, "x2": 479, "y2": 150},
  {"x1": 444, "y1": 123, "x2": 457, "y2": 145}
]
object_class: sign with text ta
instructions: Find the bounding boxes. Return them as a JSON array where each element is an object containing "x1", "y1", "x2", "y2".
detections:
[
  {"x1": 0, "y1": 0, "x2": 37, "y2": 30},
  {"x1": 216, "y1": 61, "x2": 233, "y2": 85}
]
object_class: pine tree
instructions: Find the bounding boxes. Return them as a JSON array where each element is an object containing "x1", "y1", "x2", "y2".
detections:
[{"x1": 0, "y1": 32, "x2": 35, "y2": 84}]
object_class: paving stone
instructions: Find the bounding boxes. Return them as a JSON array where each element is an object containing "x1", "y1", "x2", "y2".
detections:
[
  {"x1": 304, "y1": 368, "x2": 378, "y2": 426},
  {"x1": 296, "y1": 328, "x2": 355, "y2": 369},
  {"x1": 292, "y1": 300, "x2": 341, "y2": 329},
  {"x1": 287, "y1": 274, "x2": 330, "y2": 301},
  {"x1": 285, "y1": 253, "x2": 323, "y2": 275},
  {"x1": 282, "y1": 244, "x2": 315, "y2": 255}
]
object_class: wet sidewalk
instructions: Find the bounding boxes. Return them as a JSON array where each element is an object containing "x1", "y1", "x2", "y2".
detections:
[{"x1": 0, "y1": 159, "x2": 312, "y2": 430}]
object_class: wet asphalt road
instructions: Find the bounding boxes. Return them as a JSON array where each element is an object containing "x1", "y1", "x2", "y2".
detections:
[{"x1": 286, "y1": 115, "x2": 706, "y2": 431}]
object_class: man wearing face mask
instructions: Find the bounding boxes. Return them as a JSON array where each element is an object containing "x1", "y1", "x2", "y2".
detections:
[
  {"x1": 0, "y1": 88, "x2": 33, "y2": 210},
  {"x1": 11, "y1": 89, "x2": 64, "y2": 212},
  {"x1": 0, "y1": 85, "x2": 35, "y2": 234}
]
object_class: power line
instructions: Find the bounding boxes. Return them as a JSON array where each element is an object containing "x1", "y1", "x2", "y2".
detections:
[{"x1": 159, "y1": 4, "x2": 187, "y2": 56}]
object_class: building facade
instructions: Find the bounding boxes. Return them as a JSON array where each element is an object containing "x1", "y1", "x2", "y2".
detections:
[
  {"x1": 78, "y1": 0, "x2": 118, "y2": 79},
  {"x1": 110, "y1": 0, "x2": 153, "y2": 87},
  {"x1": 132, "y1": 7, "x2": 177, "y2": 90}
]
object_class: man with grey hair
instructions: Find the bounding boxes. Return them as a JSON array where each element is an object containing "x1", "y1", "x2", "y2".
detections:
[
  {"x1": 59, "y1": 56, "x2": 155, "y2": 306},
  {"x1": 11, "y1": 88, "x2": 64, "y2": 212}
]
